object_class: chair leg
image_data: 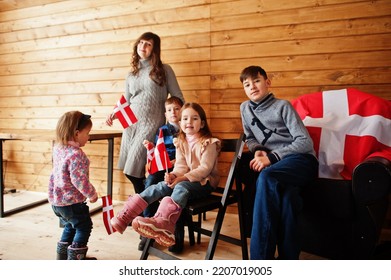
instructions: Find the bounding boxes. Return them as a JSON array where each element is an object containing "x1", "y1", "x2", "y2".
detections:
[
  {"x1": 185, "y1": 212, "x2": 195, "y2": 246},
  {"x1": 236, "y1": 181, "x2": 249, "y2": 260},
  {"x1": 197, "y1": 213, "x2": 202, "y2": 244},
  {"x1": 204, "y1": 206, "x2": 228, "y2": 260},
  {"x1": 140, "y1": 238, "x2": 154, "y2": 260}
]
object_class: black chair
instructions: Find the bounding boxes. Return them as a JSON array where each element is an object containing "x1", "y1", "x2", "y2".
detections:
[
  {"x1": 140, "y1": 133, "x2": 249, "y2": 260},
  {"x1": 299, "y1": 157, "x2": 391, "y2": 259}
]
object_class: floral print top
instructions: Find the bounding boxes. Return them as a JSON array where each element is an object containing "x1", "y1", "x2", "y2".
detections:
[{"x1": 48, "y1": 142, "x2": 97, "y2": 206}]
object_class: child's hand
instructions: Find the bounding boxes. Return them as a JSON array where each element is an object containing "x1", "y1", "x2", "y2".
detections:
[
  {"x1": 164, "y1": 173, "x2": 177, "y2": 187},
  {"x1": 249, "y1": 152, "x2": 270, "y2": 172},
  {"x1": 89, "y1": 193, "x2": 98, "y2": 203},
  {"x1": 143, "y1": 140, "x2": 154, "y2": 149}
]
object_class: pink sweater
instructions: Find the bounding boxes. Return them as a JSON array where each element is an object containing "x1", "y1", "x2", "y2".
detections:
[
  {"x1": 48, "y1": 143, "x2": 97, "y2": 206},
  {"x1": 172, "y1": 137, "x2": 221, "y2": 187}
]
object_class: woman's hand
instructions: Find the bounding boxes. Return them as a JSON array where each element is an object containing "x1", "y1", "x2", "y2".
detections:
[{"x1": 105, "y1": 113, "x2": 116, "y2": 126}]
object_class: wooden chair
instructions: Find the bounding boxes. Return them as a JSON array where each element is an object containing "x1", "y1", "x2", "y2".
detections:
[{"x1": 140, "y1": 133, "x2": 248, "y2": 260}]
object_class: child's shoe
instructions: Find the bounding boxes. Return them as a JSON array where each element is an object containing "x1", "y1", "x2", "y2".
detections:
[
  {"x1": 132, "y1": 197, "x2": 182, "y2": 247},
  {"x1": 111, "y1": 194, "x2": 148, "y2": 234}
]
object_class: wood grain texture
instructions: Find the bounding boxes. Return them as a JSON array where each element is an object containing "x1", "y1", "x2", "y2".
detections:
[{"x1": 0, "y1": 1, "x2": 390, "y2": 210}]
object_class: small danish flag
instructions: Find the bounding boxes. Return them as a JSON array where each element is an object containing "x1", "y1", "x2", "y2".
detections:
[
  {"x1": 102, "y1": 195, "x2": 116, "y2": 235},
  {"x1": 113, "y1": 95, "x2": 138, "y2": 129}
]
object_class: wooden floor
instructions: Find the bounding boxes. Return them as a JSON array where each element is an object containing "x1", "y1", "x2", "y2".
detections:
[{"x1": 0, "y1": 190, "x2": 325, "y2": 260}]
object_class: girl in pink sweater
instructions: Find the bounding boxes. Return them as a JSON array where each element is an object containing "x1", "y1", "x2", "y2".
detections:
[
  {"x1": 111, "y1": 103, "x2": 221, "y2": 248},
  {"x1": 48, "y1": 111, "x2": 98, "y2": 260}
]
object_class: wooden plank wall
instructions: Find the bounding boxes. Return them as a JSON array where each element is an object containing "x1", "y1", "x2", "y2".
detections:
[{"x1": 1, "y1": 0, "x2": 390, "y2": 202}]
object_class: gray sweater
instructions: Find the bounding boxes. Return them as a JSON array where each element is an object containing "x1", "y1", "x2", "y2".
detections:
[
  {"x1": 118, "y1": 60, "x2": 184, "y2": 177},
  {"x1": 240, "y1": 93, "x2": 315, "y2": 163}
]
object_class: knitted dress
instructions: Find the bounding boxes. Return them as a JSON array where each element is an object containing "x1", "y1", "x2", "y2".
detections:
[{"x1": 118, "y1": 59, "x2": 184, "y2": 178}]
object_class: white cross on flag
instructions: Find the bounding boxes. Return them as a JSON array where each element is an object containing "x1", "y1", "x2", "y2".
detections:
[
  {"x1": 101, "y1": 195, "x2": 116, "y2": 235},
  {"x1": 292, "y1": 88, "x2": 391, "y2": 180},
  {"x1": 146, "y1": 141, "x2": 154, "y2": 164},
  {"x1": 148, "y1": 128, "x2": 172, "y2": 175},
  {"x1": 113, "y1": 95, "x2": 138, "y2": 129}
]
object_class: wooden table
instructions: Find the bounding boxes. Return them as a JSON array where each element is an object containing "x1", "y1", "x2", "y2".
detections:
[{"x1": 0, "y1": 130, "x2": 122, "y2": 217}]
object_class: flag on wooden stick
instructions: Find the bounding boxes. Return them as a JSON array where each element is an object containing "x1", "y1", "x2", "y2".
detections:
[
  {"x1": 113, "y1": 95, "x2": 138, "y2": 129},
  {"x1": 148, "y1": 128, "x2": 172, "y2": 174},
  {"x1": 102, "y1": 195, "x2": 116, "y2": 235}
]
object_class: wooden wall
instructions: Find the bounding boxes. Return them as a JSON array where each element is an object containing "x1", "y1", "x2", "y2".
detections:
[{"x1": 1, "y1": 0, "x2": 390, "y2": 201}]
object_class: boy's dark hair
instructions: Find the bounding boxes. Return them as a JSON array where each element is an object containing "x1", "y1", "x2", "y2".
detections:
[
  {"x1": 165, "y1": 96, "x2": 184, "y2": 108},
  {"x1": 239, "y1": 65, "x2": 268, "y2": 82}
]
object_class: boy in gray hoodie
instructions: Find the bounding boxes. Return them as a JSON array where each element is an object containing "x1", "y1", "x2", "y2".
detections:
[{"x1": 239, "y1": 65, "x2": 318, "y2": 260}]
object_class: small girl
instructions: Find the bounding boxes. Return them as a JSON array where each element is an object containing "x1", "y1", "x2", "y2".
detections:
[
  {"x1": 48, "y1": 111, "x2": 98, "y2": 260},
  {"x1": 111, "y1": 102, "x2": 221, "y2": 247}
]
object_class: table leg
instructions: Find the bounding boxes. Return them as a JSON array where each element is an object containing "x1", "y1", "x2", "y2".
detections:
[
  {"x1": 0, "y1": 139, "x2": 47, "y2": 218},
  {"x1": 1, "y1": 140, "x2": 4, "y2": 218},
  {"x1": 89, "y1": 137, "x2": 115, "y2": 215}
]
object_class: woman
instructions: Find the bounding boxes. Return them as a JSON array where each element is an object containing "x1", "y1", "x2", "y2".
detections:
[{"x1": 106, "y1": 32, "x2": 184, "y2": 194}]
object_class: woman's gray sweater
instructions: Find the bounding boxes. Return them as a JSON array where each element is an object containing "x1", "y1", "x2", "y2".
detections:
[{"x1": 118, "y1": 60, "x2": 184, "y2": 177}]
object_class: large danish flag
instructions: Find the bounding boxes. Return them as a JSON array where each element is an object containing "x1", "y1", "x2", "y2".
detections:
[
  {"x1": 113, "y1": 95, "x2": 138, "y2": 129},
  {"x1": 291, "y1": 88, "x2": 391, "y2": 180}
]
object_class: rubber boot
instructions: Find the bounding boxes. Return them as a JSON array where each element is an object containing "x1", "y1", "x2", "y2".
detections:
[
  {"x1": 56, "y1": 241, "x2": 70, "y2": 260},
  {"x1": 67, "y1": 246, "x2": 97, "y2": 260},
  {"x1": 132, "y1": 197, "x2": 182, "y2": 247},
  {"x1": 111, "y1": 194, "x2": 148, "y2": 234}
]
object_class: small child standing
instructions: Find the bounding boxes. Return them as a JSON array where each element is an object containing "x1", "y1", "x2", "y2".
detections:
[
  {"x1": 111, "y1": 103, "x2": 221, "y2": 248},
  {"x1": 48, "y1": 111, "x2": 98, "y2": 260},
  {"x1": 139, "y1": 96, "x2": 184, "y2": 252}
]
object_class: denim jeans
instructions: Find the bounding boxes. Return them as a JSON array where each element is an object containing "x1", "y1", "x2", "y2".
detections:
[
  {"x1": 140, "y1": 180, "x2": 213, "y2": 209},
  {"x1": 250, "y1": 153, "x2": 318, "y2": 260},
  {"x1": 52, "y1": 202, "x2": 93, "y2": 246},
  {"x1": 143, "y1": 168, "x2": 172, "y2": 217}
]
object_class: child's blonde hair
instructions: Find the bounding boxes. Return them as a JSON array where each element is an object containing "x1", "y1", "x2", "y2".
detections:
[{"x1": 56, "y1": 111, "x2": 92, "y2": 145}]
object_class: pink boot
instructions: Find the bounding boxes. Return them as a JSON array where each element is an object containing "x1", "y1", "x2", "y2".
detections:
[
  {"x1": 132, "y1": 197, "x2": 182, "y2": 247},
  {"x1": 111, "y1": 194, "x2": 148, "y2": 234}
]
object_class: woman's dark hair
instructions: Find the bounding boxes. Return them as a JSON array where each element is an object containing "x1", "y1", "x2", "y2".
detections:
[{"x1": 131, "y1": 32, "x2": 166, "y2": 86}]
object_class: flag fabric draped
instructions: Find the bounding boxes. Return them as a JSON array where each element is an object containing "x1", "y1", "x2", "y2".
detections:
[
  {"x1": 291, "y1": 88, "x2": 391, "y2": 180},
  {"x1": 148, "y1": 128, "x2": 172, "y2": 175},
  {"x1": 113, "y1": 95, "x2": 138, "y2": 129},
  {"x1": 102, "y1": 195, "x2": 116, "y2": 235}
]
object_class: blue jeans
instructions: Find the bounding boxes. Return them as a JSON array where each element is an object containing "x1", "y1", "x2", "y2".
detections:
[
  {"x1": 140, "y1": 180, "x2": 213, "y2": 209},
  {"x1": 143, "y1": 169, "x2": 171, "y2": 217},
  {"x1": 250, "y1": 154, "x2": 318, "y2": 260},
  {"x1": 52, "y1": 202, "x2": 93, "y2": 247}
]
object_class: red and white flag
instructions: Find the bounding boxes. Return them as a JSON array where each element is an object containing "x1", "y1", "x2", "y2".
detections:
[
  {"x1": 102, "y1": 195, "x2": 116, "y2": 235},
  {"x1": 291, "y1": 88, "x2": 391, "y2": 180},
  {"x1": 113, "y1": 95, "x2": 137, "y2": 129},
  {"x1": 146, "y1": 141, "x2": 154, "y2": 165},
  {"x1": 148, "y1": 128, "x2": 172, "y2": 175}
]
